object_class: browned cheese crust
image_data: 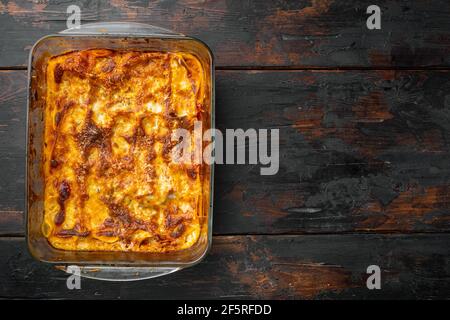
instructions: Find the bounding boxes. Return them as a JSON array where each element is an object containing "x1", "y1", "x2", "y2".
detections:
[{"x1": 43, "y1": 49, "x2": 207, "y2": 252}]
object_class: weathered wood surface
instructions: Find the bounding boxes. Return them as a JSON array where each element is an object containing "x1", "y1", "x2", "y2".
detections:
[
  {"x1": 1, "y1": 69, "x2": 450, "y2": 235},
  {"x1": 1, "y1": 0, "x2": 450, "y2": 300},
  {"x1": 1, "y1": 0, "x2": 450, "y2": 68},
  {"x1": 1, "y1": 235, "x2": 449, "y2": 299},
  {"x1": 0, "y1": 71, "x2": 26, "y2": 235}
]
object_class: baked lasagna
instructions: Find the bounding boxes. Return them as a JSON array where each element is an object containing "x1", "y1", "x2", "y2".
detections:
[{"x1": 42, "y1": 49, "x2": 207, "y2": 252}]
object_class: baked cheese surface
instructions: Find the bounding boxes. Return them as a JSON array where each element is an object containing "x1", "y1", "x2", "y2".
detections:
[{"x1": 43, "y1": 49, "x2": 206, "y2": 252}]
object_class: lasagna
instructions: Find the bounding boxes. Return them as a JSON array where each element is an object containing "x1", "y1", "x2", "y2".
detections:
[{"x1": 42, "y1": 49, "x2": 207, "y2": 252}]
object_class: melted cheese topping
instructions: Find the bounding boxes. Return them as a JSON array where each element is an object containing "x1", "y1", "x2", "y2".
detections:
[{"x1": 43, "y1": 49, "x2": 208, "y2": 252}]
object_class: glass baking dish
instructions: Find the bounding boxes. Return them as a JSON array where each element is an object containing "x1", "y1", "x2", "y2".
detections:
[{"x1": 26, "y1": 22, "x2": 214, "y2": 281}]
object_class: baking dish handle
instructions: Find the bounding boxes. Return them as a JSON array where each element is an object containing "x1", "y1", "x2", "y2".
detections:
[
  {"x1": 58, "y1": 265, "x2": 180, "y2": 281},
  {"x1": 60, "y1": 21, "x2": 184, "y2": 37}
]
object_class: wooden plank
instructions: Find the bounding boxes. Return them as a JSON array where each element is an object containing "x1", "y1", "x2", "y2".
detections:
[
  {"x1": 1, "y1": 0, "x2": 450, "y2": 68},
  {"x1": 0, "y1": 211, "x2": 23, "y2": 236},
  {"x1": 0, "y1": 234, "x2": 449, "y2": 299},
  {"x1": 0, "y1": 71, "x2": 26, "y2": 235},
  {"x1": 1, "y1": 70, "x2": 450, "y2": 235},
  {"x1": 214, "y1": 70, "x2": 450, "y2": 234}
]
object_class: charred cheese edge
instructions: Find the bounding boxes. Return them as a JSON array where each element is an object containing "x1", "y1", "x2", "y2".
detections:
[{"x1": 43, "y1": 49, "x2": 207, "y2": 252}]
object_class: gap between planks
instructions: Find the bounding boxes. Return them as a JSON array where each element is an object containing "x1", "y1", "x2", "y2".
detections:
[
  {"x1": 4, "y1": 66, "x2": 450, "y2": 72},
  {"x1": 2, "y1": 231, "x2": 450, "y2": 239}
]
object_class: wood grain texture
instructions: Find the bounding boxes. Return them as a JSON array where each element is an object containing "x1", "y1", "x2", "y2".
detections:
[
  {"x1": 1, "y1": 0, "x2": 450, "y2": 67},
  {"x1": 215, "y1": 70, "x2": 450, "y2": 234},
  {"x1": 0, "y1": 235, "x2": 449, "y2": 299},
  {"x1": 0, "y1": 1, "x2": 449, "y2": 300},
  {"x1": 1, "y1": 70, "x2": 450, "y2": 235},
  {"x1": 0, "y1": 71, "x2": 26, "y2": 235}
]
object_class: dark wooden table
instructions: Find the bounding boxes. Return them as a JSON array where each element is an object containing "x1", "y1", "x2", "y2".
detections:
[{"x1": 1, "y1": 0, "x2": 450, "y2": 299}]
